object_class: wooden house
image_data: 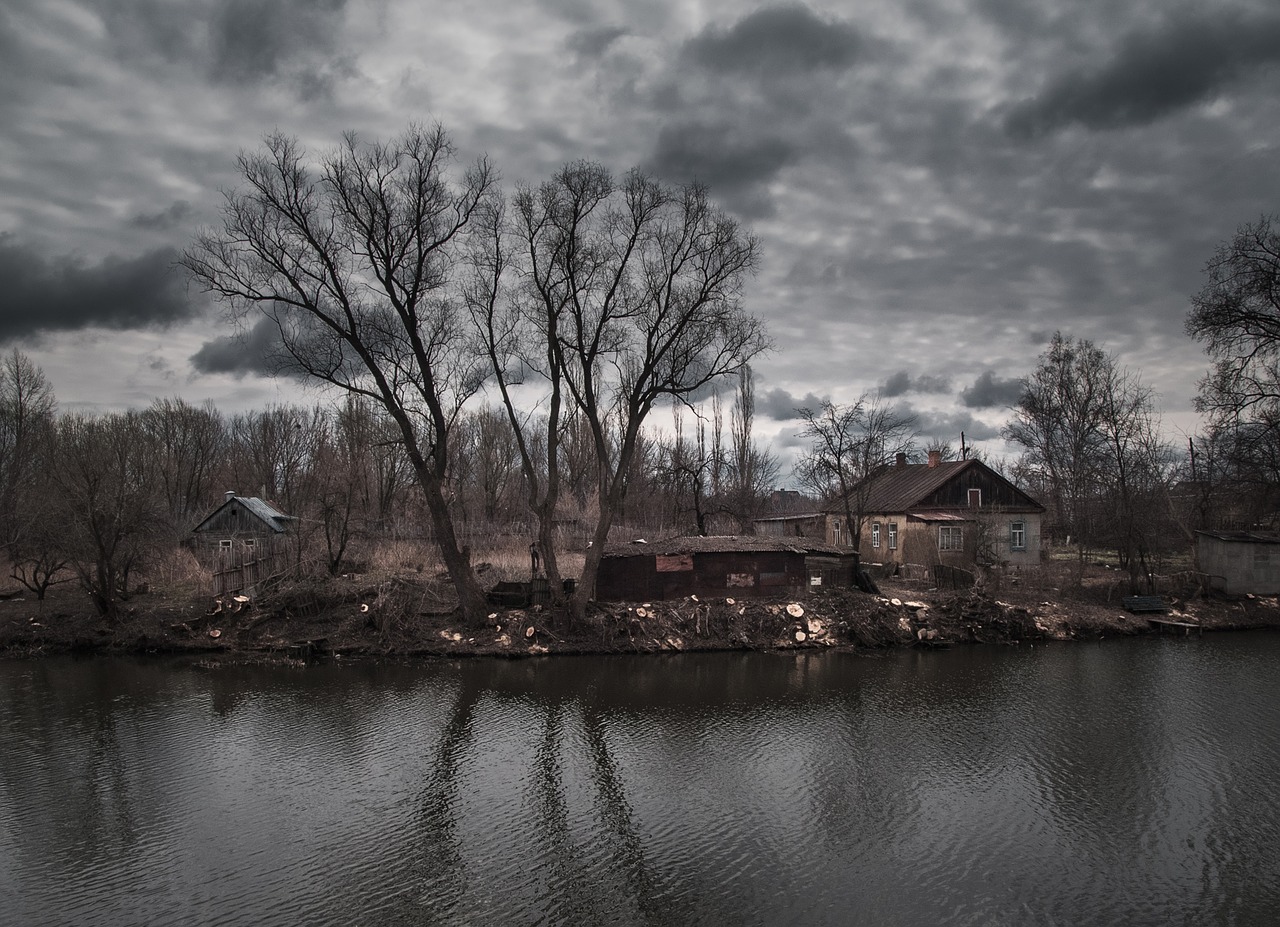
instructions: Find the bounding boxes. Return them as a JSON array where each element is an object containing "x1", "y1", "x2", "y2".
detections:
[
  {"x1": 1196, "y1": 530, "x2": 1280, "y2": 595},
  {"x1": 759, "y1": 452, "x2": 1044, "y2": 572},
  {"x1": 191, "y1": 491, "x2": 296, "y2": 596},
  {"x1": 596, "y1": 536, "x2": 860, "y2": 602}
]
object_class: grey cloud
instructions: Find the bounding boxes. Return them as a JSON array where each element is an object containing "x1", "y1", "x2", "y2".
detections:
[
  {"x1": 568, "y1": 25, "x2": 629, "y2": 59},
  {"x1": 758, "y1": 387, "x2": 826, "y2": 421},
  {"x1": 99, "y1": 0, "x2": 359, "y2": 96},
  {"x1": 645, "y1": 123, "x2": 796, "y2": 215},
  {"x1": 189, "y1": 315, "x2": 285, "y2": 378},
  {"x1": 911, "y1": 407, "x2": 1002, "y2": 445},
  {"x1": 881, "y1": 370, "x2": 951, "y2": 397},
  {"x1": 0, "y1": 239, "x2": 195, "y2": 341},
  {"x1": 961, "y1": 371, "x2": 1025, "y2": 409},
  {"x1": 1006, "y1": 11, "x2": 1280, "y2": 138},
  {"x1": 130, "y1": 201, "x2": 193, "y2": 231},
  {"x1": 683, "y1": 4, "x2": 861, "y2": 76}
]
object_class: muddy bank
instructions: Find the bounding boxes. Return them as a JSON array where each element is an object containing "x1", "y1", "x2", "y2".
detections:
[{"x1": 4, "y1": 572, "x2": 1279, "y2": 663}]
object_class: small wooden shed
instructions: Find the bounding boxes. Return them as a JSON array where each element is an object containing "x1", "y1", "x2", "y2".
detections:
[
  {"x1": 596, "y1": 536, "x2": 860, "y2": 602},
  {"x1": 1196, "y1": 530, "x2": 1280, "y2": 595},
  {"x1": 191, "y1": 491, "x2": 296, "y2": 595}
]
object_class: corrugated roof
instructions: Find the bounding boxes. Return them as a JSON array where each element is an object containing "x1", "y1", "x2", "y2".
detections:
[
  {"x1": 603, "y1": 535, "x2": 853, "y2": 558},
  {"x1": 192, "y1": 495, "x2": 295, "y2": 534},
  {"x1": 1196, "y1": 530, "x2": 1280, "y2": 545}
]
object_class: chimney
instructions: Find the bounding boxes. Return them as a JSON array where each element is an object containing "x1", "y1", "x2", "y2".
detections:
[
  {"x1": 895, "y1": 452, "x2": 907, "y2": 469},
  {"x1": 224, "y1": 490, "x2": 236, "y2": 502},
  {"x1": 928, "y1": 450, "x2": 941, "y2": 469}
]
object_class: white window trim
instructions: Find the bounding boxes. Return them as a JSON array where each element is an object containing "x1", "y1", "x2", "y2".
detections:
[
  {"x1": 887, "y1": 522, "x2": 898, "y2": 550},
  {"x1": 1010, "y1": 521, "x2": 1026, "y2": 552},
  {"x1": 871, "y1": 522, "x2": 881, "y2": 549},
  {"x1": 939, "y1": 526, "x2": 964, "y2": 551}
]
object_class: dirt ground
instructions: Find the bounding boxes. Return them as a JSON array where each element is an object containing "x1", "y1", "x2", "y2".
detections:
[{"x1": 2, "y1": 565, "x2": 1278, "y2": 663}]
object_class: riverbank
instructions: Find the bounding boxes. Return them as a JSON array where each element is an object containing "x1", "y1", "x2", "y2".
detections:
[{"x1": 4, "y1": 566, "x2": 1279, "y2": 661}]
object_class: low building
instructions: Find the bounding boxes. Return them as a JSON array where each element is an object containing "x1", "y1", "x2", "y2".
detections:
[
  {"x1": 1196, "y1": 530, "x2": 1280, "y2": 595},
  {"x1": 191, "y1": 491, "x2": 296, "y2": 596},
  {"x1": 596, "y1": 536, "x2": 860, "y2": 602}
]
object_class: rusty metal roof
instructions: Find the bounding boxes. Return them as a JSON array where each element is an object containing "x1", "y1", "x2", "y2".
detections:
[{"x1": 603, "y1": 535, "x2": 853, "y2": 558}]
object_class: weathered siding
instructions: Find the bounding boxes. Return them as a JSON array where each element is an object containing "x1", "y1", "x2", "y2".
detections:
[
  {"x1": 598, "y1": 549, "x2": 816, "y2": 601},
  {"x1": 1198, "y1": 533, "x2": 1280, "y2": 595}
]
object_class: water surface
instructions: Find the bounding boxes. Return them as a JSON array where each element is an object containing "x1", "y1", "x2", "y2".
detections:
[{"x1": 2, "y1": 637, "x2": 1278, "y2": 926}]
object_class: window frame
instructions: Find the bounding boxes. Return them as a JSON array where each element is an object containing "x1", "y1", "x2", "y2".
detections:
[
  {"x1": 887, "y1": 522, "x2": 898, "y2": 550},
  {"x1": 938, "y1": 525, "x2": 964, "y2": 551},
  {"x1": 1010, "y1": 521, "x2": 1026, "y2": 552},
  {"x1": 871, "y1": 522, "x2": 881, "y2": 549}
]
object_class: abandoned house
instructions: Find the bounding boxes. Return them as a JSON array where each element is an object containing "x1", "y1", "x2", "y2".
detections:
[
  {"x1": 756, "y1": 452, "x2": 1043, "y2": 571},
  {"x1": 191, "y1": 491, "x2": 296, "y2": 595},
  {"x1": 1196, "y1": 530, "x2": 1280, "y2": 595},
  {"x1": 595, "y1": 536, "x2": 860, "y2": 602}
]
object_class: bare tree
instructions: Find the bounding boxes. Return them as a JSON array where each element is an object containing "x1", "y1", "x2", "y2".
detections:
[
  {"x1": 1004, "y1": 332, "x2": 1170, "y2": 586},
  {"x1": 725, "y1": 365, "x2": 779, "y2": 531},
  {"x1": 795, "y1": 394, "x2": 916, "y2": 547},
  {"x1": 52, "y1": 412, "x2": 163, "y2": 618},
  {"x1": 141, "y1": 397, "x2": 227, "y2": 534},
  {"x1": 184, "y1": 124, "x2": 497, "y2": 623},
  {"x1": 469, "y1": 161, "x2": 765, "y2": 619},
  {"x1": 1187, "y1": 213, "x2": 1280, "y2": 424},
  {"x1": 0, "y1": 351, "x2": 65, "y2": 598}
]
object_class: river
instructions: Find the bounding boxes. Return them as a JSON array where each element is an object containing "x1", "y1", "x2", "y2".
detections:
[{"x1": 2, "y1": 635, "x2": 1278, "y2": 926}]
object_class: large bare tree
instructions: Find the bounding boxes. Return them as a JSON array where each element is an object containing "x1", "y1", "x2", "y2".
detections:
[
  {"x1": 184, "y1": 124, "x2": 496, "y2": 623},
  {"x1": 468, "y1": 162, "x2": 765, "y2": 619}
]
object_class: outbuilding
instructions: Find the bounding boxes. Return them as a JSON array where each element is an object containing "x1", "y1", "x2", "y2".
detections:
[
  {"x1": 1196, "y1": 530, "x2": 1280, "y2": 595},
  {"x1": 595, "y1": 536, "x2": 859, "y2": 602},
  {"x1": 191, "y1": 491, "x2": 296, "y2": 596}
]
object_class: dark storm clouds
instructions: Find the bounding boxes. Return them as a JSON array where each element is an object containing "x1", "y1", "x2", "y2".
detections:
[
  {"x1": 0, "y1": 239, "x2": 195, "y2": 340},
  {"x1": 189, "y1": 315, "x2": 286, "y2": 378},
  {"x1": 1006, "y1": 10, "x2": 1280, "y2": 137}
]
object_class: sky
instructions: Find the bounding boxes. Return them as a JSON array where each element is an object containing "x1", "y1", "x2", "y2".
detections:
[{"x1": 2, "y1": 0, "x2": 1278, "y2": 479}]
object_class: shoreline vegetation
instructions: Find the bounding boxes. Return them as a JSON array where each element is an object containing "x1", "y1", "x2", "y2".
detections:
[{"x1": 4, "y1": 561, "x2": 1278, "y2": 663}]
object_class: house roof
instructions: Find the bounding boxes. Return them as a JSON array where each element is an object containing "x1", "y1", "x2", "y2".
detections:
[
  {"x1": 192, "y1": 495, "x2": 295, "y2": 534},
  {"x1": 846, "y1": 459, "x2": 1043, "y2": 514},
  {"x1": 752, "y1": 512, "x2": 826, "y2": 523},
  {"x1": 603, "y1": 535, "x2": 852, "y2": 558}
]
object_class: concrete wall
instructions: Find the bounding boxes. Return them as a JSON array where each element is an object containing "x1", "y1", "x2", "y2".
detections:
[{"x1": 1198, "y1": 536, "x2": 1280, "y2": 595}]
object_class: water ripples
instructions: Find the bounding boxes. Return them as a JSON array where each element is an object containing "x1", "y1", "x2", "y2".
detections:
[{"x1": 3, "y1": 639, "x2": 1280, "y2": 926}]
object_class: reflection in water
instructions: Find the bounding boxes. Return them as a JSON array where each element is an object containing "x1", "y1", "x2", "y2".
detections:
[{"x1": 2, "y1": 638, "x2": 1280, "y2": 926}]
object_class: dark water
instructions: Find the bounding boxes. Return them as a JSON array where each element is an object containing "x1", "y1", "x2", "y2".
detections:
[{"x1": 2, "y1": 636, "x2": 1278, "y2": 927}]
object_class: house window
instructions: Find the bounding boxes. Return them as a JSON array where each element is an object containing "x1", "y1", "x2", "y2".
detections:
[
  {"x1": 219, "y1": 539, "x2": 234, "y2": 550},
  {"x1": 243, "y1": 538, "x2": 257, "y2": 550},
  {"x1": 871, "y1": 522, "x2": 881, "y2": 549},
  {"x1": 939, "y1": 526, "x2": 964, "y2": 551},
  {"x1": 967, "y1": 488, "x2": 981, "y2": 508},
  {"x1": 887, "y1": 522, "x2": 898, "y2": 550},
  {"x1": 832, "y1": 519, "x2": 844, "y2": 546},
  {"x1": 1010, "y1": 521, "x2": 1026, "y2": 552}
]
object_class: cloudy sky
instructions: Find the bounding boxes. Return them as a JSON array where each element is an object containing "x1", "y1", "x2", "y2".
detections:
[{"x1": 3, "y1": 0, "x2": 1278, "y2": 475}]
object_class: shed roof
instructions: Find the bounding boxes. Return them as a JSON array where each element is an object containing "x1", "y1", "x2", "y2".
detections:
[
  {"x1": 603, "y1": 535, "x2": 852, "y2": 558},
  {"x1": 192, "y1": 495, "x2": 295, "y2": 534},
  {"x1": 1196, "y1": 530, "x2": 1280, "y2": 545}
]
